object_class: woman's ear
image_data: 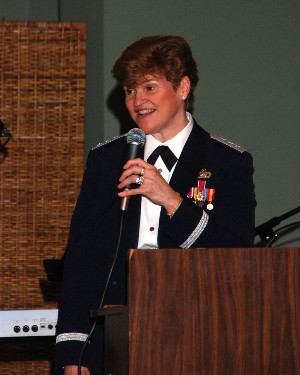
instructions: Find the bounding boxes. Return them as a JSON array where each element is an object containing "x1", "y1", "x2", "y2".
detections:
[{"x1": 178, "y1": 76, "x2": 191, "y2": 100}]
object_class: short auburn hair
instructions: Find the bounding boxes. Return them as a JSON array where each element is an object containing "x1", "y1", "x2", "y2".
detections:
[{"x1": 112, "y1": 35, "x2": 199, "y2": 110}]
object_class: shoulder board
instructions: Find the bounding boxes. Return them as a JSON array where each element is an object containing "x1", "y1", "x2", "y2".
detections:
[
  {"x1": 92, "y1": 133, "x2": 126, "y2": 150},
  {"x1": 210, "y1": 133, "x2": 247, "y2": 153}
]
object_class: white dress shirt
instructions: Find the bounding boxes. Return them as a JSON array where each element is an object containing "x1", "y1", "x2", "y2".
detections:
[{"x1": 137, "y1": 112, "x2": 194, "y2": 249}]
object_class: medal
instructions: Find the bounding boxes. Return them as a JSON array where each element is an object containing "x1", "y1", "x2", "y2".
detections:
[
  {"x1": 187, "y1": 187, "x2": 194, "y2": 199},
  {"x1": 193, "y1": 187, "x2": 198, "y2": 201},
  {"x1": 197, "y1": 180, "x2": 206, "y2": 191},
  {"x1": 206, "y1": 188, "x2": 215, "y2": 210},
  {"x1": 187, "y1": 168, "x2": 216, "y2": 209}
]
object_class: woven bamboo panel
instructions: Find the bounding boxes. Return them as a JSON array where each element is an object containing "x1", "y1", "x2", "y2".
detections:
[{"x1": 0, "y1": 20, "x2": 86, "y2": 374}]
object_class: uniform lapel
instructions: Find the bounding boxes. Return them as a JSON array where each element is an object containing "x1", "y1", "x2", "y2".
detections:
[
  {"x1": 157, "y1": 122, "x2": 211, "y2": 246},
  {"x1": 169, "y1": 122, "x2": 210, "y2": 197}
]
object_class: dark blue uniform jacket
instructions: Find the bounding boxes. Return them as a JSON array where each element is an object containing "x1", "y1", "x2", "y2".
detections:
[{"x1": 55, "y1": 121, "x2": 256, "y2": 374}]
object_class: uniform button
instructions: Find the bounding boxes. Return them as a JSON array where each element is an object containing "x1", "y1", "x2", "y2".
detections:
[{"x1": 149, "y1": 227, "x2": 155, "y2": 231}]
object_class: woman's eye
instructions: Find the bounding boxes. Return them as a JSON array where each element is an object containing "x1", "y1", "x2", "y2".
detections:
[
  {"x1": 125, "y1": 88, "x2": 135, "y2": 95},
  {"x1": 145, "y1": 85, "x2": 155, "y2": 92}
]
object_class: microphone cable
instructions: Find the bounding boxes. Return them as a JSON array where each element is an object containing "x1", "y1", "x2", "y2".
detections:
[
  {"x1": 77, "y1": 127, "x2": 145, "y2": 374},
  {"x1": 77, "y1": 210, "x2": 126, "y2": 375}
]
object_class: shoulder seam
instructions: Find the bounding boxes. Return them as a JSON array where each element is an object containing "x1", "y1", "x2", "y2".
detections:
[
  {"x1": 210, "y1": 133, "x2": 247, "y2": 153},
  {"x1": 92, "y1": 133, "x2": 126, "y2": 150}
]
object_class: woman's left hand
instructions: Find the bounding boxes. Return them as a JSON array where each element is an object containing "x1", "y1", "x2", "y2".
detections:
[{"x1": 118, "y1": 158, "x2": 181, "y2": 214}]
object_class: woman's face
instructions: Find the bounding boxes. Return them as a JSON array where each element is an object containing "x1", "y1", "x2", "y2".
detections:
[{"x1": 124, "y1": 75, "x2": 190, "y2": 142}]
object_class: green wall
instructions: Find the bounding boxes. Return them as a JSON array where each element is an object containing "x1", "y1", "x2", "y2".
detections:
[{"x1": 1, "y1": 0, "x2": 299, "y2": 246}]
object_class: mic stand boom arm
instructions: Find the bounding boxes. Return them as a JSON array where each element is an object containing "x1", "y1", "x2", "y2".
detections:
[{"x1": 255, "y1": 205, "x2": 300, "y2": 244}]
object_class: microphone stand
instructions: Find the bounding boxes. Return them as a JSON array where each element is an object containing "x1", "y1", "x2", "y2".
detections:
[
  {"x1": 0, "y1": 119, "x2": 13, "y2": 148},
  {"x1": 0, "y1": 144, "x2": 8, "y2": 163},
  {"x1": 255, "y1": 205, "x2": 300, "y2": 246},
  {"x1": 0, "y1": 137, "x2": 10, "y2": 149}
]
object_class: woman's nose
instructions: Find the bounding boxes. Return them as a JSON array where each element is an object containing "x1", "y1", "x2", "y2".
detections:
[{"x1": 134, "y1": 89, "x2": 146, "y2": 105}]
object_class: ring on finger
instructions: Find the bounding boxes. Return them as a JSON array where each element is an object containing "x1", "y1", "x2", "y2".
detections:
[
  {"x1": 140, "y1": 168, "x2": 145, "y2": 176},
  {"x1": 135, "y1": 176, "x2": 144, "y2": 185}
]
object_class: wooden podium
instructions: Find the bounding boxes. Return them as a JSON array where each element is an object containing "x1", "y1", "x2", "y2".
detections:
[{"x1": 98, "y1": 248, "x2": 300, "y2": 375}]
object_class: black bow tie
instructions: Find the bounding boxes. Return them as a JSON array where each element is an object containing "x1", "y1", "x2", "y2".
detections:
[{"x1": 147, "y1": 145, "x2": 178, "y2": 171}]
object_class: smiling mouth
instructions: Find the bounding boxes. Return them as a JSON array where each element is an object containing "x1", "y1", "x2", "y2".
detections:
[{"x1": 137, "y1": 109, "x2": 155, "y2": 115}]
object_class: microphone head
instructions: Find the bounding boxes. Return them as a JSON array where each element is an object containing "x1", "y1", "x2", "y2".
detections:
[{"x1": 126, "y1": 128, "x2": 146, "y2": 147}]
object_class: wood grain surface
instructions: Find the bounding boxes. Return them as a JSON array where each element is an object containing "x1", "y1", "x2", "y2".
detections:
[{"x1": 127, "y1": 248, "x2": 300, "y2": 375}]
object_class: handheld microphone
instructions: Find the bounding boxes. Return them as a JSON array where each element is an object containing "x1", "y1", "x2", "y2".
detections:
[
  {"x1": 120, "y1": 128, "x2": 146, "y2": 211},
  {"x1": 0, "y1": 120, "x2": 12, "y2": 139}
]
